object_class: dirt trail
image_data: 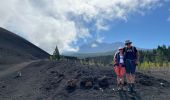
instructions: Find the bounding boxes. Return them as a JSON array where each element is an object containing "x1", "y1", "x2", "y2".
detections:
[{"x1": 0, "y1": 60, "x2": 40, "y2": 78}]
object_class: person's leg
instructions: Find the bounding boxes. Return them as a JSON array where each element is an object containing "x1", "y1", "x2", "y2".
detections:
[
  {"x1": 114, "y1": 67, "x2": 121, "y2": 90},
  {"x1": 117, "y1": 76, "x2": 121, "y2": 90},
  {"x1": 126, "y1": 74, "x2": 131, "y2": 92},
  {"x1": 125, "y1": 60, "x2": 132, "y2": 92},
  {"x1": 120, "y1": 67, "x2": 126, "y2": 90},
  {"x1": 128, "y1": 74, "x2": 136, "y2": 92},
  {"x1": 130, "y1": 61, "x2": 137, "y2": 92},
  {"x1": 127, "y1": 61, "x2": 134, "y2": 92},
  {"x1": 125, "y1": 61, "x2": 130, "y2": 83},
  {"x1": 131, "y1": 74, "x2": 135, "y2": 91},
  {"x1": 120, "y1": 66, "x2": 125, "y2": 82},
  {"x1": 131, "y1": 74, "x2": 135, "y2": 83}
]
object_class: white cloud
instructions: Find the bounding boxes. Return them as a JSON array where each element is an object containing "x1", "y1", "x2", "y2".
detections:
[
  {"x1": 168, "y1": 7, "x2": 170, "y2": 22},
  {"x1": 168, "y1": 16, "x2": 170, "y2": 21},
  {"x1": 96, "y1": 35, "x2": 105, "y2": 43},
  {"x1": 0, "y1": 0, "x2": 160, "y2": 54},
  {"x1": 91, "y1": 43, "x2": 98, "y2": 48}
]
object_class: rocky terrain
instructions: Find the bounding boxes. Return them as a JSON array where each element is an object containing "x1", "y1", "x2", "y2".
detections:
[
  {"x1": 0, "y1": 59, "x2": 170, "y2": 100},
  {"x1": 42, "y1": 60, "x2": 170, "y2": 100}
]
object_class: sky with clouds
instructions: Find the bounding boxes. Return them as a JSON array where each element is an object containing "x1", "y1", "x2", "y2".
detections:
[{"x1": 0, "y1": 0, "x2": 170, "y2": 54}]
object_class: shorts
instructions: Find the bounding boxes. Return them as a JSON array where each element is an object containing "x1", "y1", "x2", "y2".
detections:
[
  {"x1": 114, "y1": 64, "x2": 126, "y2": 78},
  {"x1": 125, "y1": 60, "x2": 136, "y2": 74}
]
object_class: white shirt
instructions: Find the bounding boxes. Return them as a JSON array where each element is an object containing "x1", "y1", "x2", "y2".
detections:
[{"x1": 119, "y1": 54, "x2": 124, "y2": 63}]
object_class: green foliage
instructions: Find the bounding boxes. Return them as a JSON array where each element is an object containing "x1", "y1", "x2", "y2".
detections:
[
  {"x1": 85, "y1": 45, "x2": 170, "y2": 70},
  {"x1": 49, "y1": 55, "x2": 53, "y2": 60},
  {"x1": 50, "y1": 46, "x2": 60, "y2": 61},
  {"x1": 137, "y1": 45, "x2": 170, "y2": 70}
]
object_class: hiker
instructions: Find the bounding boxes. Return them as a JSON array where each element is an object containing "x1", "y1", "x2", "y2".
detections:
[
  {"x1": 113, "y1": 47, "x2": 126, "y2": 90},
  {"x1": 123, "y1": 40, "x2": 138, "y2": 93}
]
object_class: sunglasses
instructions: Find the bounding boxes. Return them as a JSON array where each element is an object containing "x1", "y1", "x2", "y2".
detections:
[
  {"x1": 119, "y1": 49, "x2": 123, "y2": 50},
  {"x1": 125, "y1": 43, "x2": 131, "y2": 45}
]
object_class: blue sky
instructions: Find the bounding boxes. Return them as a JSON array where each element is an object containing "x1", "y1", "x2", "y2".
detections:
[
  {"x1": 0, "y1": 0, "x2": 170, "y2": 53},
  {"x1": 87, "y1": 2, "x2": 170, "y2": 49}
]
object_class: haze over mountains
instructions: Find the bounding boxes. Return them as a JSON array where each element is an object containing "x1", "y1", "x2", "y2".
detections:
[
  {"x1": 64, "y1": 41, "x2": 124, "y2": 58},
  {"x1": 78, "y1": 41, "x2": 124, "y2": 53},
  {"x1": 64, "y1": 40, "x2": 147, "y2": 58}
]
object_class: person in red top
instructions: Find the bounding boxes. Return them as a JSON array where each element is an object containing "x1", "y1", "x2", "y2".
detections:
[{"x1": 113, "y1": 47, "x2": 126, "y2": 90}]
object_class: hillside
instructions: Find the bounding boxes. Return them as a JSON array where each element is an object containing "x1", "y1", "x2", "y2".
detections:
[{"x1": 0, "y1": 27, "x2": 49, "y2": 64}]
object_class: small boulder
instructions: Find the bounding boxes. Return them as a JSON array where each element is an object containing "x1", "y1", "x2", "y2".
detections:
[
  {"x1": 85, "y1": 81, "x2": 93, "y2": 87},
  {"x1": 160, "y1": 82, "x2": 165, "y2": 87},
  {"x1": 98, "y1": 76, "x2": 109, "y2": 88},
  {"x1": 66, "y1": 79, "x2": 77, "y2": 92},
  {"x1": 80, "y1": 77, "x2": 94, "y2": 89},
  {"x1": 2, "y1": 86, "x2": 6, "y2": 88},
  {"x1": 14, "y1": 71, "x2": 22, "y2": 79}
]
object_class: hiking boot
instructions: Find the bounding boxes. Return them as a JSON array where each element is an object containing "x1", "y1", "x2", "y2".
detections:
[
  {"x1": 127, "y1": 87, "x2": 131, "y2": 93},
  {"x1": 120, "y1": 83, "x2": 126, "y2": 91},
  {"x1": 131, "y1": 83, "x2": 136, "y2": 93},
  {"x1": 122, "y1": 86, "x2": 126, "y2": 91},
  {"x1": 117, "y1": 87, "x2": 122, "y2": 91},
  {"x1": 127, "y1": 84, "x2": 131, "y2": 92}
]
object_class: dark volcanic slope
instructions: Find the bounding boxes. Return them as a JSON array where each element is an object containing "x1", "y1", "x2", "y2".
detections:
[
  {"x1": 0, "y1": 59, "x2": 170, "y2": 100},
  {"x1": 0, "y1": 27, "x2": 49, "y2": 64}
]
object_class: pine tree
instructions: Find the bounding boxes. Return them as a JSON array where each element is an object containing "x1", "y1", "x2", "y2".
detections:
[
  {"x1": 168, "y1": 46, "x2": 170, "y2": 61},
  {"x1": 156, "y1": 45, "x2": 164, "y2": 64},
  {"x1": 53, "y1": 46, "x2": 60, "y2": 60}
]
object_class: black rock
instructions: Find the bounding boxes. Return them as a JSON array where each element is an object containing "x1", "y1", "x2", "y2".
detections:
[
  {"x1": 139, "y1": 79, "x2": 153, "y2": 86},
  {"x1": 80, "y1": 77, "x2": 94, "y2": 89},
  {"x1": 98, "y1": 76, "x2": 109, "y2": 88},
  {"x1": 66, "y1": 79, "x2": 77, "y2": 92}
]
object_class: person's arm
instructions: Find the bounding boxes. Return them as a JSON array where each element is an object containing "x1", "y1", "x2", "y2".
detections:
[
  {"x1": 113, "y1": 52, "x2": 118, "y2": 66},
  {"x1": 134, "y1": 47, "x2": 139, "y2": 65},
  {"x1": 123, "y1": 47, "x2": 126, "y2": 61},
  {"x1": 112, "y1": 55, "x2": 115, "y2": 65}
]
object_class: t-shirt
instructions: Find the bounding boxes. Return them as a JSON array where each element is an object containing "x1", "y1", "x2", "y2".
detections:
[
  {"x1": 119, "y1": 55, "x2": 124, "y2": 63},
  {"x1": 123, "y1": 46, "x2": 137, "y2": 60}
]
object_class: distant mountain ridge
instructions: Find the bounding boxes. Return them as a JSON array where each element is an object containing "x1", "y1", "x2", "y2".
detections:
[
  {"x1": 78, "y1": 41, "x2": 124, "y2": 53},
  {"x1": 64, "y1": 41, "x2": 125, "y2": 58},
  {"x1": 64, "y1": 41, "x2": 148, "y2": 58}
]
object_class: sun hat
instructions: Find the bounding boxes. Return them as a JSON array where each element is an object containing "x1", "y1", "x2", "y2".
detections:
[
  {"x1": 125, "y1": 40, "x2": 132, "y2": 44},
  {"x1": 118, "y1": 46, "x2": 123, "y2": 50}
]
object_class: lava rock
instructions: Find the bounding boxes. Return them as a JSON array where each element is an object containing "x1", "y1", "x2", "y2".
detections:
[
  {"x1": 98, "y1": 76, "x2": 109, "y2": 88},
  {"x1": 93, "y1": 85, "x2": 99, "y2": 90},
  {"x1": 80, "y1": 77, "x2": 94, "y2": 89},
  {"x1": 66, "y1": 79, "x2": 77, "y2": 90},
  {"x1": 139, "y1": 79, "x2": 153, "y2": 86}
]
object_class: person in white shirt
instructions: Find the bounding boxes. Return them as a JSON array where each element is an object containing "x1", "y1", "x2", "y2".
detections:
[{"x1": 113, "y1": 47, "x2": 126, "y2": 90}]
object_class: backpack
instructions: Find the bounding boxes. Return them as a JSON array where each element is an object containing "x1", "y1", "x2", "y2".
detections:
[{"x1": 124, "y1": 46, "x2": 137, "y2": 58}]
